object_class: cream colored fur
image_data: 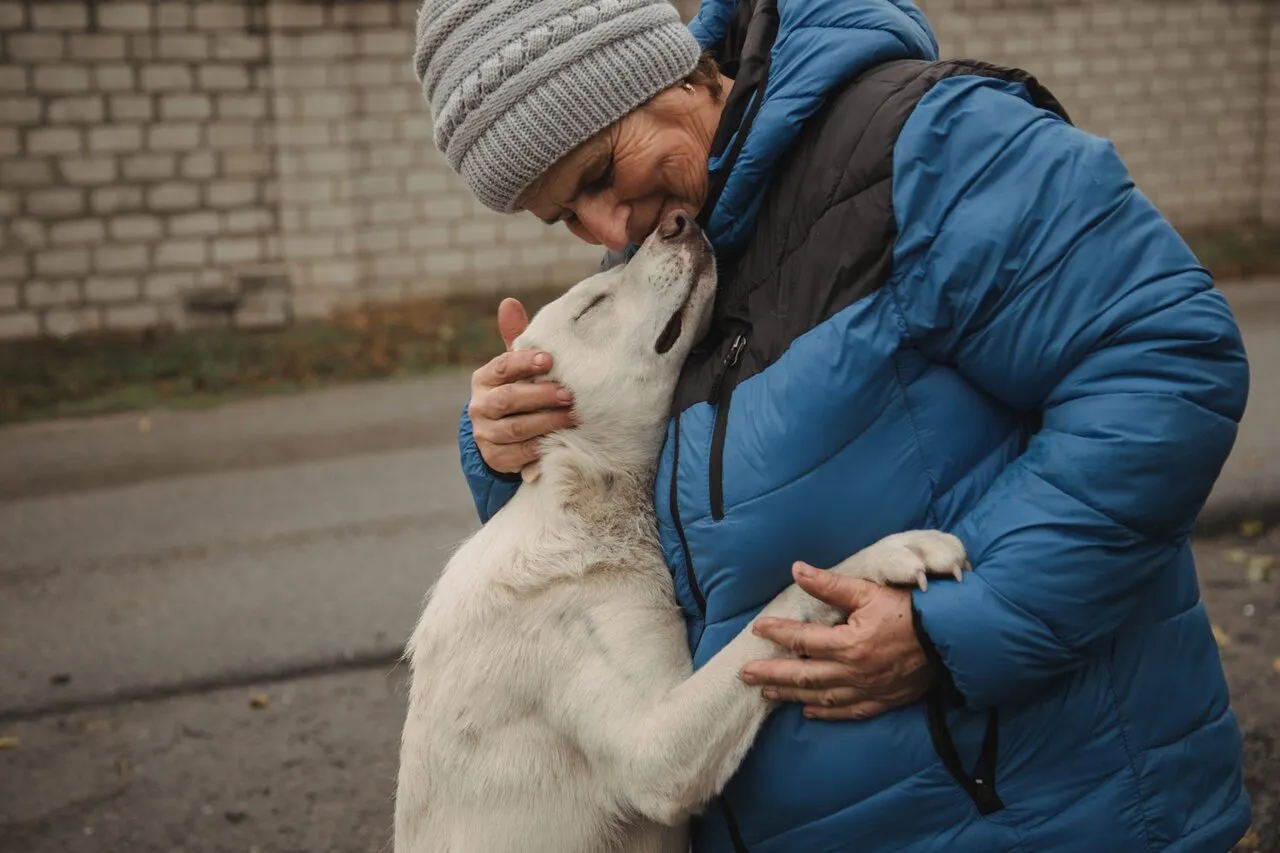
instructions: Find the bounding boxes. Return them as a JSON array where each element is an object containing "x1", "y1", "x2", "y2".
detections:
[{"x1": 394, "y1": 221, "x2": 967, "y2": 853}]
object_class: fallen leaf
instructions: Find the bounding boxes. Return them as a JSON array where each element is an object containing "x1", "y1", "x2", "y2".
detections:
[
  {"x1": 1238, "y1": 826, "x2": 1261, "y2": 850},
  {"x1": 0, "y1": 736, "x2": 19, "y2": 749},
  {"x1": 138, "y1": 417, "x2": 152, "y2": 434},
  {"x1": 1225, "y1": 548, "x2": 1250, "y2": 565},
  {"x1": 1212, "y1": 624, "x2": 1230, "y2": 648},
  {"x1": 1246, "y1": 555, "x2": 1274, "y2": 583},
  {"x1": 249, "y1": 693, "x2": 270, "y2": 709},
  {"x1": 1273, "y1": 658, "x2": 1280, "y2": 675},
  {"x1": 1240, "y1": 520, "x2": 1265, "y2": 538}
]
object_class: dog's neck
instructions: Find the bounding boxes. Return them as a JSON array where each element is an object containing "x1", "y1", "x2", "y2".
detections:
[{"x1": 523, "y1": 419, "x2": 663, "y2": 531}]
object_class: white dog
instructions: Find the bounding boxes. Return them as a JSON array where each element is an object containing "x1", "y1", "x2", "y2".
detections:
[{"x1": 394, "y1": 213, "x2": 967, "y2": 853}]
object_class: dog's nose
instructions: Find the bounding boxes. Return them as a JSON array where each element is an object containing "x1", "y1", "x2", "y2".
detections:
[{"x1": 658, "y1": 210, "x2": 689, "y2": 240}]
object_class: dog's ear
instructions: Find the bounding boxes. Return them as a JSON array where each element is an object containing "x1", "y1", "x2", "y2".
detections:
[{"x1": 521, "y1": 461, "x2": 542, "y2": 484}]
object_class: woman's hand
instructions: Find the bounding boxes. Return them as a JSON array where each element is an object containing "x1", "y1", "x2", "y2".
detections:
[
  {"x1": 741, "y1": 563, "x2": 933, "y2": 720},
  {"x1": 469, "y1": 298, "x2": 575, "y2": 475}
]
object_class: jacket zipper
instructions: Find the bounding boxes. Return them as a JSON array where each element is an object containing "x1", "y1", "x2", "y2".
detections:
[{"x1": 709, "y1": 332, "x2": 749, "y2": 522}]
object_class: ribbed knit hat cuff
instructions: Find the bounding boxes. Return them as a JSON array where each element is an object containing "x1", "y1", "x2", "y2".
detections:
[{"x1": 452, "y1": 18, "x2": 700, "y2": 212}]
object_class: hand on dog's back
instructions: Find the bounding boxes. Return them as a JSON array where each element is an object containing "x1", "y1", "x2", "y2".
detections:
[{"x1": 468, "y1": 297, "x2": 576, "y2": 475}]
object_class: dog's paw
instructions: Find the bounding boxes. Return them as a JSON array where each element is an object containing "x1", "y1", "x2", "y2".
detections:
[{"x1": 833, "y1": 530, "x2": 969, "y2": 592}]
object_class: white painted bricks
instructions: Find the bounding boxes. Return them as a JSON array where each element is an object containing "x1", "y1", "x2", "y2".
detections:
[{"x1": 0, "y1": 0, "x2": 1275, "y2": 339}]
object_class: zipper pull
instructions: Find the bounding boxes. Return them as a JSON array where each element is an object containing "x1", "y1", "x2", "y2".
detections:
[{"x1": 709, "y1": 333, "x2": 748, "y2": 404}]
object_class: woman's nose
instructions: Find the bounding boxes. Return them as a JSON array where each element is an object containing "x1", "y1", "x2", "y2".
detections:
[{"x1": 577, "y1": 198, "x2": 631, "y2": 252}]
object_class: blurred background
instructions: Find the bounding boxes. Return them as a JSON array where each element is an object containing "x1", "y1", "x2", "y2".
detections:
[{"x1": 0, "y1": 1, "x2": 1277, "y2": 851}]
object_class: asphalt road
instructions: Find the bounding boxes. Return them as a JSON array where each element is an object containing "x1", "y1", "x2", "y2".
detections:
[
  {"x1": 1, "y1": 282, "x2": 1278, "y2": 851},
  {"x1": 0, "y1": 537, "x2": 1275, "y2": 853},
  {"x1": 0, "y1": 374, "x2": 480, "y2": 720}
]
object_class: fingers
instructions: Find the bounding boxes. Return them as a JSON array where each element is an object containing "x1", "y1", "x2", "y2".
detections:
[
  {"x1": 472, "y1": 380, "x2": 573, "y2": 424},
  {"x1": 764, "y1": 686, "x2": 860, "y2": 709},
  {"x1": 739, "y1": 658, "x2": 850, "y2": 690},
  {"x1": 752, "y1": 617, "x2": 851, "y2": 657},
  {"x1": 476, "y1": 407, "x2": 576, "y2": 448},
  {"x1": 802, "y1": 700, "x2": 888, "y2": 721},
  {"x1": 469, "y1": 343, "x2": 575, "y2": 475},
  {"x1": 482, "y1": 437, "x2": 544, "y2": 475},
  {"x1": 497, "y1": 298, "x2": 529, "y2": 350},
  {"x1": 791, "y1": 563, "x2": 879, "y2": 611},
  {"x1": 472, "y1": 349, "x2": 558, "y2": 391}
]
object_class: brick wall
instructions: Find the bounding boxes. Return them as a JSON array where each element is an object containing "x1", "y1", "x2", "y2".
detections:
[
  {"x1": 0, "y1": 0, "x2": 601, "y2": 340},
  {"x1": 916, "y1": 0, "x2": 1274, "y2": 230},
  {"x1": 0, "y1": 0, "x2": 1276, "y2": 341}
]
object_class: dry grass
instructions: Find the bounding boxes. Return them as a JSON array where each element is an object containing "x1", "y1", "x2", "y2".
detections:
[
  {"x1": 1, "y1": 223, "x2": 1276, "y2": 426},
  {"x1": 0, "y1": 288, "x2": 565, "y2": 425}
]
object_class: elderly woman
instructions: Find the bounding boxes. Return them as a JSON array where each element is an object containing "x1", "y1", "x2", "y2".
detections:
[{"x1": 413, "y1": 0, "x2": 1252, "y2": 850}]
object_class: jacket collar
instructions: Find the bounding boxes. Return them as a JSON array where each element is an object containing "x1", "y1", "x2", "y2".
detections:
[{"x1": 690, "y1": 0, "x2": 938, "y2": 257}]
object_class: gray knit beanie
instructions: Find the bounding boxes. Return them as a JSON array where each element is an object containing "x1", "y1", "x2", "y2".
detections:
[{"x1": 414, "y1": 0, "x2": 702, "y2": 213}]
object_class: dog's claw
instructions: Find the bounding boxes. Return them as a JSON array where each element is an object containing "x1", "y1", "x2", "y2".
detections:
[
  {"x1": 916, "y1": 572, "x2": 929, "y2": 592},
  {"x1": 951, "y1": 565, "x2": 964, "y2": 583}
]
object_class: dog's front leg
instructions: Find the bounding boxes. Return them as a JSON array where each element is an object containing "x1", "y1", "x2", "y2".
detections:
[
  {"x1": 612, "y1": 530, "x2": 967, "y2": 825},
  {"x1": 615, "y1": 615, "x2": 798, "y2": 826}
]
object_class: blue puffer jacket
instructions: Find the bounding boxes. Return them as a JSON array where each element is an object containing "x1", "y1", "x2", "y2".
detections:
[{"x1": 458, "y1": 1, "x2": 1253, "y2": 850}]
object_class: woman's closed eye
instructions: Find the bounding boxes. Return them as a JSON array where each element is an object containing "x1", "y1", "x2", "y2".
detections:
[{"x1": 582, "y1": 156, "x2": 614, "y2": 195}]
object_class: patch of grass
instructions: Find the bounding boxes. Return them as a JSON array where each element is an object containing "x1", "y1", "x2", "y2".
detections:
[
  {"x1": 3, "y1": 223, "x2": 1277, "y2": 426},
  {"x1": 0, "y1": 288, "x2": 566, "y2": 425},
  {"x1": 1183, "y1": 224, "x2": 1280, "y2": 281}
]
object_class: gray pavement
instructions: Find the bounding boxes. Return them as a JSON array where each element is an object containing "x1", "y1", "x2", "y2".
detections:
[
  {"x1": 0, "y1": 280, "x2": 1278, "y2": 851},
  {"x1": 0, "y1": 667, "x2": 408, "y2": 853},
  {"x1": 0, "y1": 541, "x2": 1275, "y2": 853},
  {"x1": 0, "y1": 371, "x2": 479, "y2": 719},
  {"x1": 0, "y1": 446, "x2": 474, "y2": 717},
  {"x1": 0, "y1": 372, "x2": 472, "y2": 503}
]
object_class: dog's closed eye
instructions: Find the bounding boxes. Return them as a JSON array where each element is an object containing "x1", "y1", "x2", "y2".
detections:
[{"x1": 574, "y1": 294, "x2": 610, "y2": 322}]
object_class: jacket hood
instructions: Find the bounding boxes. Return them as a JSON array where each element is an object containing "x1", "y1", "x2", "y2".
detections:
[{"x1": 689, "y1": 0, "x2": 938, "y2": 254}]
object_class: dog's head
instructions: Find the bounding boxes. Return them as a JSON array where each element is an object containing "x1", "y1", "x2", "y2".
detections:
[{"x1": 513, "y1": 211, "x2": 717, "y2": 481}]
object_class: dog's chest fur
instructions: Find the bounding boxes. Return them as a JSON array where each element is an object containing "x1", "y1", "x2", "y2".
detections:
[{"x1": 397, "y1": 469, "x2": 692, "y2": 853}]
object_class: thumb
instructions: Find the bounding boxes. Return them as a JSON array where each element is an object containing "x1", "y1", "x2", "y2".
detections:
[
  {"x1": 497, "y1": 298, "x2": 529, "y2": 351},
  {"x1": 793, "y1": 562, "x2": 877, "y2": 611}
]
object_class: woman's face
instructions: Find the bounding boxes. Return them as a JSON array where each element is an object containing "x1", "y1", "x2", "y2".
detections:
[{"x1": 516, "y1": 83, "x2": 726, "y2": 252}]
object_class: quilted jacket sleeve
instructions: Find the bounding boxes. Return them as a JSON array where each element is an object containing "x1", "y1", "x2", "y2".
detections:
[
  {"x1": 459, "y1": 403, "x2": 520, "y2": 523},
  {"x1": 890, "y1": 75, "x2": 1250, "y2": 709}
]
